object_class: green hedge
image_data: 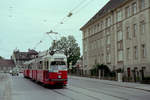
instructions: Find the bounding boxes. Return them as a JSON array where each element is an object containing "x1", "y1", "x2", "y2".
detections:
[{"x1": 90, "y1": 64, "x2": 114, "y2": 77}]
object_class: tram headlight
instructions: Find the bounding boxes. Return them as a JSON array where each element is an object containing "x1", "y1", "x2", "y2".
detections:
[{"x1": 58, "y1": 75, "x2": 61, "y2": 78}]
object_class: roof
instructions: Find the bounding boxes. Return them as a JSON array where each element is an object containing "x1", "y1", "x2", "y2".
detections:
[
  {"x1": 13, "y1": 49, "x2": 38, "y2": 60},
  {"x1": 0, "y1": 59, "x2": 15, "y2": 68},
  {"x1": 14, "y1": 52, "x2": 29, "y2": 60},
  {"x1": 28, "y1": 49, "x2": 38, "y2": 55},
  {"x1": 80, "y1": 0, "x2": 128, "y2": 30}
]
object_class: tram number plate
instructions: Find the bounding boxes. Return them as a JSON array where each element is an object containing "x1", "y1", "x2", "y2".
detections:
[{"x1": 58, "y1": 75, "x2": 61, "y2": 78}]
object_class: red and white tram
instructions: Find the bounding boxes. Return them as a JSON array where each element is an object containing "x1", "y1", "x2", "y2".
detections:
[{"x1": 23, "y1": 52, "x2": 68, "y2": 86}]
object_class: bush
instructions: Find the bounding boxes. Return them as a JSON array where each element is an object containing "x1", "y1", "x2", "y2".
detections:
[
  {"x1": 141, "y1": 77, "x2": 150, "y2": 84},
  {"x1": 110, "y1": 71, "x2": 116, "y2": 77},
  {"x1": 90, "y1": 64, "x2": 111, "y2": 77}
]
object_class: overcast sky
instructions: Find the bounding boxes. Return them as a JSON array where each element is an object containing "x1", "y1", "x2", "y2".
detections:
[{"x1": 0, "y1": 0, "x2": 109, "y2": 59}]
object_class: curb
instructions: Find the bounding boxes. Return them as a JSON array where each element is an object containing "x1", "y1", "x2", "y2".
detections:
[{"x1": 70, "y1": 75, "x2": 150, "y2": 92}]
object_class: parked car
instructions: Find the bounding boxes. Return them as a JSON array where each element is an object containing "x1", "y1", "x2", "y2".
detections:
[{"x1": 12, "y1": 71, "x2": 19, "y2": 76}]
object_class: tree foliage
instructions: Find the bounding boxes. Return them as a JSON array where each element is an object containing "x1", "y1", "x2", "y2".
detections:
[
  {"x1": 90, "y1": 64, "x2": 112, "y2": 77},
  {"x1": 50, "y1": 35, "x2": 80, "y2": 67},
  {"x1": 0, "y1": 56, "x2": 4, "y2": 59}
]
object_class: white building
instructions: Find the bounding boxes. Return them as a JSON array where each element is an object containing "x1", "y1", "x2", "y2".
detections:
[{"x1": 80, "y1": 0, "x2": 150, "y2": 80}]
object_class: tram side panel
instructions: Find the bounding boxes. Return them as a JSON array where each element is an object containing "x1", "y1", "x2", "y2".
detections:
[
  {"x1": 32, "y1": 70, "x2": 37, "y2": 80},
  {"x1": 37, "y1": 70, "x2": 45, "y2": 83}
]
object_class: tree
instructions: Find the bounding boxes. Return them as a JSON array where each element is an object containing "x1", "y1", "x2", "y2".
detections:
[
  {"x1": 50, "y1": 35, "x2": 80, "y2": 67},
  {"x1": 90, "y1": 64, "x2": 111, "y2": 77},
  {"x1": 0, "y1": 56, "x2": 4, "y2": 59}
]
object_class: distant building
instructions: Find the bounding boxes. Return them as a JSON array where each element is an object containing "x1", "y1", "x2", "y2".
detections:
[
  {"x1": 0, "y1": 59, "x2": 15, "y2": 73},
  {"x1": 80, "y1": 0, "x2": 150, "y2": 80},
  {"x1": 11, "y1": 49, "x2": 38, "y2": 70},
  {"x1": 74, "y1": 57, "x2": 83, "y2": 75},
  {"x1": 75, "y1": 57, "x2": 83, "y2": 69}
]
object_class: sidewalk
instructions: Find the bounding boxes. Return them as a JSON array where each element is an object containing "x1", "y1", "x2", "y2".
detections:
[
  {"x1": 0, "y1": 73, "x2": 11, "y2": 100},
  {"x1": 71, "y1": 75, "x2": 150, "y2": 92}
]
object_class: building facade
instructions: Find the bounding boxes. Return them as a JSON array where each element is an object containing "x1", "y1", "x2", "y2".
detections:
[
  {"x1": 11, "y1": 49, "x2": 38, "y2": 71},
  {"x1": 0, "y1": 59, "x2": 15, "y2": 73},
  {"x1": 81, "y1": 0, "x2": 150, "y2": 79}
]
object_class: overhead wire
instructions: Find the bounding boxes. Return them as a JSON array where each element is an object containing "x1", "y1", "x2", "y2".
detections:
[
  {"x1": 70, "y1": 0, "x2": 89, "y2": 13},
  {"x1": 8, "y1": 0, "x2": 15, "y2": 18},
  {"x1": 52, "y1": 0, "x2": 91, "y2": 30},
  {"x1": 73, "y1": 0, "x2": 94, "y2": 14},
  {"x1": 34, "y1": 0, "x2": 93, "y2": 50},
  {"x1": 33, "y1": 34, "x2": 45, "y2": 50}
]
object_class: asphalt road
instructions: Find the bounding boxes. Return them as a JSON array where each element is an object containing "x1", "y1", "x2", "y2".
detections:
[{"x1": 7, "y1": 74, "x2": 150, "y2": 100}]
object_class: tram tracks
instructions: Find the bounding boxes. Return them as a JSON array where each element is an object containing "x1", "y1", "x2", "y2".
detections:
[
  {"x1": 52, "y1": 89, "x2": 76, "y2": 100},
  {"x1": 51, "y1": 87, "x2": 102, "y2": 100},
  {"x1": 48, "y1": 85, "x2": 128, "y2": 100},
  {"x1": 24, "y1": 76, "x2": 128, "y2": 100},
  {"x1": 67, "y1": 85, "x2": 128, "y2": 100}
]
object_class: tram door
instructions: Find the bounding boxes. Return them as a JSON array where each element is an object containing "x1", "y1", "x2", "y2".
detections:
[{"x1": 44, "y1": 61, "x2": 49, "y2": 80}]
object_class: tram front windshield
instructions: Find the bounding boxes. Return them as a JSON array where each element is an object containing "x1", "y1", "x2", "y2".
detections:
[{"x1": 50, "y1": 61, "x2": 67, "y2": 72}]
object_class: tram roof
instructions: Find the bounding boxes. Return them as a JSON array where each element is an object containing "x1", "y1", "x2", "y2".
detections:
[
  {"x1": 42, "y1": 53, "x2": 66, "y2": 59},
  {"x1": 24, "y1": 52, "x2": 66, "y2": 64}
]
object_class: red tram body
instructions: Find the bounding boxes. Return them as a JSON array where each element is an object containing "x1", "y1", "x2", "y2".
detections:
[{"x1": 23, "y1": 52, "x2": 68, "y2": 86}]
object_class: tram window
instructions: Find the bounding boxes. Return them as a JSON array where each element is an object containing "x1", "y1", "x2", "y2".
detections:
[
  {"x1": 31, "y1": 64, "x2": 34, "y2": 69},
  {"x1": 40, "y1": 61, "x2": 42, "y2": 64},
  {"x1": 30, "y1": 65, "x2": 32, "y2": 69},
  {"x1": 51, "y1": 61, "x2": 66, "y2": 65},
  {"x1": 33, "y1": 63, "x2": 36, "y2": 69},
  {"x1": 44, "y1": 61, "x2": 46, "y2": 67},
  {"x1": 39, "y1": 61, "x2": 43, "y2": 69},
  {"x1": 37, "y1": 62, "x2": 40, "y2": 69},
  {"x1": 28, "y1": 65, "x2": 30, "y2": 69},
  {"x1": 46, "y1": 61, "x2": 49, "y2": 70}
]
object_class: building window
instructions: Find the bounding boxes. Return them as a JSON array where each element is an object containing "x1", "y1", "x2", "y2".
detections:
[
  {"x1": 101, "y1": 53, "x2": 104, "y2": 63},
  {"x1": 94, "y1": 25, "x2": 96, "y2": 33},
  {"x1": 140, "y1": 0, "x2": 145, "y2": 10},
  {"x1": 117, "y1": 30, "x2": 123, "y2": 41},
  {"x1": 84, "y1": 44, "x2": 87, "y2": 52},
  {"x1": 108, "y1": 17, "x2": 111, "y2": 26},
  {"x1": 118, "y1": 50, "x2": 123, "y2": 61},
  {"x1": 127, "y1": 48, "x2": 130, "y2": 60},
  {"x1": 106, "y1": 17, "x2": 111, "y2": 27},
  {"x1": 133, "y1": 24, "x2": 137, "y2": 37},
  {"x1": 91, "y1": 26, "x2": 94, "y2": 34},
  {"x1": 97, "y1": 23, "x2": 99, "y2": 32},
  {"x1": 88, "y1": 28, "x2": 90, "y2": 36},
  {"x1": 141, "y1": 44, "x2": 146, "y2": 58},
  {"x1": 117, "y1": 42, "x2": 123, "y2": 50},
  {"x1": 126, "y1": 26, "x2": 131, "y2": 39},
  {"x1": 140, "y1": 21, "x2": 145, "y2": 34},
  {"x1": 106, "y1": 18, "x2": 108, "y2": 27},
  {"x1": 106, "y1": 53, "x2": 111, "y2": 63},
  {"x1": 98, "y1": 22, "x2": 101, "y2": 31},
  {"x1": 101, "y1": 21, "x2": 103, "y2": 30},
  {"x1": 106, "y1": 30, "x2": 110, "y2": 35},
  {"x1": 117, "y1": 10, "x2": 122, "y2": 22},
  {"x1": 134, "y1": 46, "x2": 138, "y2": 59},
  {"x1": 125, "y1": 6, "x2": 130, "y2": 17},
  {"x1": 132, "y1": 2, "x2": 137, "y2": 15},
  {"x1": 94, "y1": 41, "x2": 96, "y2": 49},
  {"x1": 106, "y1": 35, "x2": 111, "y2": 45}
]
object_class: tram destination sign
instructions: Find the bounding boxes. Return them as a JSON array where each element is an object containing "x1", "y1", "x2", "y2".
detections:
[{"x1": 54, "y1": 58, "x2": 64, "y2": 61}]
